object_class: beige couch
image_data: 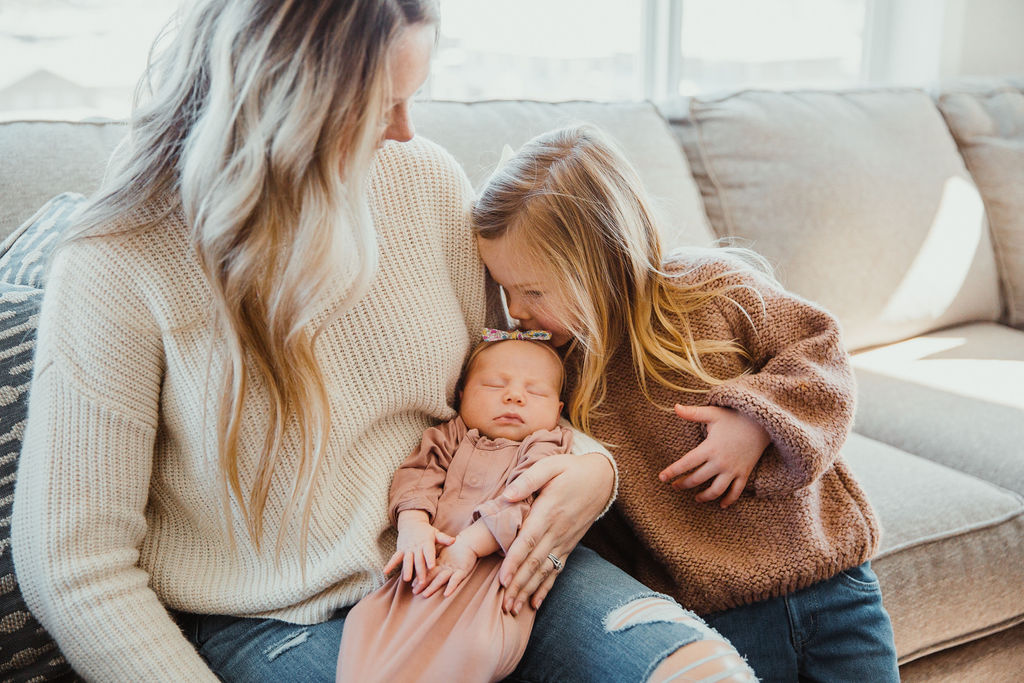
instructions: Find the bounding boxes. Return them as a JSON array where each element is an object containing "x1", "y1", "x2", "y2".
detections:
[{"x1": 1, "y1": 81, "x2": 1022, "y2": 681}]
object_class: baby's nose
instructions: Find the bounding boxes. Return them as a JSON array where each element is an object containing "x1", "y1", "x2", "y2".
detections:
[{"x1": 504, "y1": 389, "x2": 525, "y2": 404}]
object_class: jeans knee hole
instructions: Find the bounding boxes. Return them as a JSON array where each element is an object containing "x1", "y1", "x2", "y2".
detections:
[{"x1": 263, "y1": 628, "x2": 310, "y2": 661}]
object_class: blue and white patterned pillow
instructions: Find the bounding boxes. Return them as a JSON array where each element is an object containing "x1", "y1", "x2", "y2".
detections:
[
  {"x1": 0, "y1": 193, "x2": 87, "y2": 289},
  {"x1": 0, "y1": 281, "x2": 78, "y2": 682}
]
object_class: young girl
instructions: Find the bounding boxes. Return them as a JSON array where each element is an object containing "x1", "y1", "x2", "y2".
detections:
[
  {"x1": 473, "y1": 125, "x2": 900, "y2": 681},
  {"x1": 337, "y1": 332, "x2": 571, "y2": 682}
]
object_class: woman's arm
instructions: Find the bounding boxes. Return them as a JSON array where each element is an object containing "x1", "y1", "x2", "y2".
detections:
[
  {"x1": 496, "y1": 427, "x2": 616, "y2": 615},
  {"x1": 11, "y1": 241, "x2": 218, "y2": 681}
]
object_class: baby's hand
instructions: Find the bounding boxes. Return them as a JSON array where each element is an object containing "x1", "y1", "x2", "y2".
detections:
[
  {"x1": 385, "y1": 511, "x2": 456, "y2": 584},
  {"x1": 659, "y1": 404, "x2": 771, "y2": 508},
  {"x1": 415, "y1": 536, "x2": 479, "y2": 598}
]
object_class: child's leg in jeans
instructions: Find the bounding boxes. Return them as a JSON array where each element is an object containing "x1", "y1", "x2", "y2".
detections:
[
  {"x1": 510, "y1": 546, "x2": 754, "y2": 683},
  {"x1": 704, "y1": 561, "x2": 899, "y2": 682},
  {"x1": 799, "y1": 561, "x2": 899, "y2": 682}
]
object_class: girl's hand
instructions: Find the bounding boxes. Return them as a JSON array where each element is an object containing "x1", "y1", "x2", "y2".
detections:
[
  {"x1": 660, "y1": 404, "x2": 771, "y2": 508},
  {"x1": 498, "y1": 452, "x2": 615, "y2": 615},
  {"x1": 415, "y1": 537, "x2": 478, "y2": 598},
  {"x1": 384, "y1": 511, "x2": 456, "y2": 584}
]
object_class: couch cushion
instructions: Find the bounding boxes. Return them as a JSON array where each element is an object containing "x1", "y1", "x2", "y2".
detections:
[
  {"x1": 0, "y1": 193, "x2": 87, "y2": 289},
  {"x1": 936, "y1": 84, "x2": 1024, "y2": 329},
  {"x1": 0, "y1": 281, "x2": 76, "y2": 681},
  {"x1": 898, "y1": 621, "x2": 1024, "y2": 682},
  {"x1": 851, "y1": 322, "x2": 1024, "y2": 495},
  {"x1": 670, "y1": 88, "x2": 1002, "y2": 351},
  {"x1": 844, "y1": 433, "x2": 1024, "y2": 663},
  {"x1": 0, "y1": 121, "x2": 124, "y2": 244},
  {"x1": 415, "y1": 100, "x2": 716, "y2": 250}
]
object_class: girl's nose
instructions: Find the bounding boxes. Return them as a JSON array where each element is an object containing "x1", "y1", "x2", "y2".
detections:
[{"x1": 505, "y1": 293, "x2": 531, "y2": 324}]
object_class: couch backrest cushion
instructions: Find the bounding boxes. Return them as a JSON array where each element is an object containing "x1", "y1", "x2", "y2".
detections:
[
  {"x1": 936, "y1": 84, "x2": 1024, "y2": 329},
  {"x1": 2, "y1": 103, "x2": 716, "y2": 254},
  {"x1": 414, "y1": 100, "x2": 716, "y2": 250},
  {"x1": 0, "y1": 121, "x2": 126, "y2": 244},
  {"x1": 671, "y1": 88, "x2": 1003, "y2": 351}
]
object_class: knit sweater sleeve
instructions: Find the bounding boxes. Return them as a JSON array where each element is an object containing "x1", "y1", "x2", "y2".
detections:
[
  {"x1": 11, "y1": 237, "x2": 218, "y2": 681},
  {"x1": 696, "y1": 254, "x2": 856, "y2": 497},
  {"x1": 473, "y1": 427, "x2": 573, "y2": 554},
  {"x1": 389, "y1": 417, "x2": 467, "y2": 525}
]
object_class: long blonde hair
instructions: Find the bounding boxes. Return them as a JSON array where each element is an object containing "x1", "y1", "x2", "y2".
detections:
[
  {"x1": 473, "y1": 125, "x2": 765, "y2": 436},
  {"x1": 67, "y1": 0, "x2": 438, "y2": 560}
]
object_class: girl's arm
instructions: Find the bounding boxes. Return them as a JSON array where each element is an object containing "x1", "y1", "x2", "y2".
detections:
[
  {"x1": 702, "y1": 255, "x2": 856, "y2": 497},
  {"x1": 11, "y1": 241, "x2": 218, "y2": 681}
]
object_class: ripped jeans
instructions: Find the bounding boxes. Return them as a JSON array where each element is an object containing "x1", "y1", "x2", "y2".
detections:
[{"x1": 173, "y1": 546, "x2": 743, "y2": 682}]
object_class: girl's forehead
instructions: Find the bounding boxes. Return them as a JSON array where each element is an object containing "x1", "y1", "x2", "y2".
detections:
[{"x1": 477, "y1": 236, "x2": 546, "y2": 285}]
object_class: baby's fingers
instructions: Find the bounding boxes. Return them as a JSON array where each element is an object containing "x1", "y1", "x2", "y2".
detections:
[
  {"x1": 435, "y1": 530, "x2": 456, "y2": 546},
  {"x1": 414, "y1": 548, "x2": 429, "y2": 583},
  {"x1": 420, "y1": 567, "x2": 452, "y2": 598},
  {"x1": 402, "y1": 552, "x2": 415, "y2": 583},
  {"x1": 443, "y1": 570, "x2": 468, "y2": 597},
  {"x1": 383, "y1": 550, "x2": 403, "y2": 575}
]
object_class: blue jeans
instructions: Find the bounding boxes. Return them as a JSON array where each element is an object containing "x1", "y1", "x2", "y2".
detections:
[
  {"x1": 173, "y1": 546, "x2": 708, "y2": 682},
  {"x1": 703, "y1": 561, "x2": 899, "y2": 682}
]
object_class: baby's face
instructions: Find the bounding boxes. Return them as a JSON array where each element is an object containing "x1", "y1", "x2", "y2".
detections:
[{"x1": 460, "y1": 340, "x2": 563, "y2": 441}]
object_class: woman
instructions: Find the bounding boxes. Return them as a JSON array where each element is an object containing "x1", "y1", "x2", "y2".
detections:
[{"x1": 12, "y1": 1, "x2": 751, "y2": 681}]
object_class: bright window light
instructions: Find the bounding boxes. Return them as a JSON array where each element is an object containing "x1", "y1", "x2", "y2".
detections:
[
  {"x1": 431, "y1": 0, "x2": 644, "y2": 101},
  {"x1": 678, "y1": 0, "x2": 869, "y2": 93},
  {"x1": 0, "y1": 0, "x2": 877, "y2": 121}
]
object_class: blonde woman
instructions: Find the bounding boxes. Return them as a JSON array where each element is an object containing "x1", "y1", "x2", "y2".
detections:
[
  {"x1": 474, "y1": 124, "x2": 899, "y2": 681},
  {"x1": 12, "y1": 2, "x2": 754, "y2": 682}
]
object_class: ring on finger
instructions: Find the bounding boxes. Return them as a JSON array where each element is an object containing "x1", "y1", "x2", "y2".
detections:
[{"x1": 547, "y1": 553, "x2": 563, "y2": 572}]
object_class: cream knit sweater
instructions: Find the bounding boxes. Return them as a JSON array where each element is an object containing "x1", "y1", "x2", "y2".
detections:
[{"x1": 12, "y1": 138, "x2": 607, "y2": 681}]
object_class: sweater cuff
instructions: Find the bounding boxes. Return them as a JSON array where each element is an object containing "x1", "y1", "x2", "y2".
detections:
[
  {"x1": 563, "y1": 419, "x2": 618, "y2": 518},
  {"x1": 391, "y1": 497, "x2": 439, "y2": 526}
]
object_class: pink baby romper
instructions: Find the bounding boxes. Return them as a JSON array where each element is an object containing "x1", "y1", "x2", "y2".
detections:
[{"x1": 336, "y1": 416, "x2": 572, "y2": 683}]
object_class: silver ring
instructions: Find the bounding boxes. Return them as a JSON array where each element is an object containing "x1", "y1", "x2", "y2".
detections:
[{"x1": 547, "y1": 553, "x2": 563, "y2": 572}]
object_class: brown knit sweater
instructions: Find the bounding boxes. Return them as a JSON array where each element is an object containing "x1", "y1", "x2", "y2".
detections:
[{"x1": 575, "y1": 249, "x2": 880, "y2": 615}]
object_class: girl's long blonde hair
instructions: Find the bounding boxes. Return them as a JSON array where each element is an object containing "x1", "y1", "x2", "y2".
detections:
[
  {"x1": 473, "y1": 125, "x2": 766, "y2": 436},
  {"x1": 67, "y1": 0, "x2": 438, "y2": 561}
]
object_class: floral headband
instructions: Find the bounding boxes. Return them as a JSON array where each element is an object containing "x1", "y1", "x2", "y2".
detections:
[{"x1": 480, "y1": 328, "x2": 551, "y2": 342}]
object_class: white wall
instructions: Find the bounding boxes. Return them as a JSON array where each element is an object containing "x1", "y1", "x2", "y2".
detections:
[
  {"x1": 866, "y1": 0, "x2": 1024, "y2": 85},
  {"x1": 942, "y1": 0, "x2": 1024, "y2": 79}
]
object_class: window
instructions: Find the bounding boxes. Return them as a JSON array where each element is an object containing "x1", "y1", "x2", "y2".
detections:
[
  {"x1": 676, "y1": 0, "x2": 869, "y2": 94},
  {"x1": 0, "y1": 0, "x2": 908, "y2": 122},
  {"x1": 0, "y1": 0, "x2": 179, "y2": 121},
  {"x1": 429, "y1": 0, "x2": 645, "y2": 101}
]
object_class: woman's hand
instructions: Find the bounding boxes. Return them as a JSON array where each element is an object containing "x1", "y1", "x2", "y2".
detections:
[
  {"x1": 498, "y1": 452, "x2": 615, "y2": 615},
  {"x1": 659, "y1": 404, "x2": 771, "y2": 508},
  {"x1": 384, "y1": 510, "x2": 455, "y2": 584}
]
